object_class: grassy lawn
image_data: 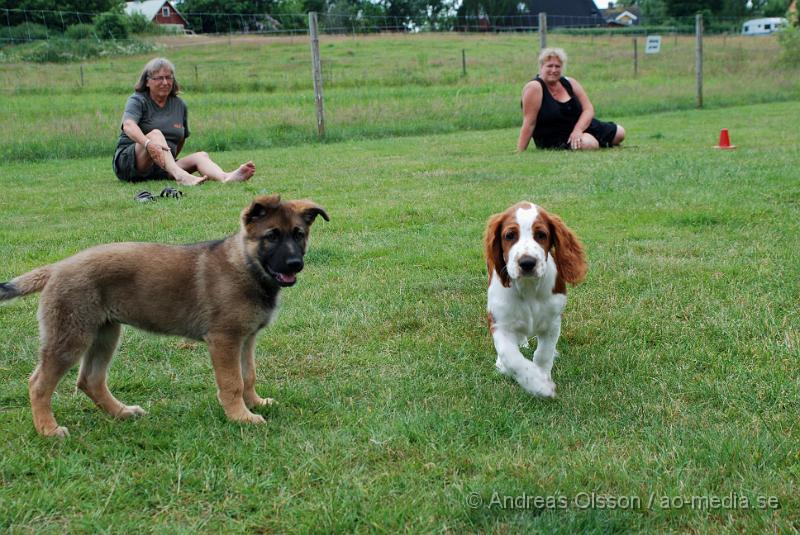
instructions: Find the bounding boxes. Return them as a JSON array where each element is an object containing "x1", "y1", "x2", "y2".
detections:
[
  {"x1": 1, "y1": 99, "x2": 798, "y2": 532},
  {"x1": 2, "y1": 32, "x2": 799, "y2": 162}
]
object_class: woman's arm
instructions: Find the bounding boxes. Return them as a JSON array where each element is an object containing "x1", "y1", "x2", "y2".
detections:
[
  {"x1": 122, "y1": 118, "x2": 171, "y2": 153},
  {"x1": 122, "y1": 118, "x2": 150, "y2": 147},
  {"x1": 566, "y1": 77, "x2": 595, "y2": 149},
  {"x1": 517, "y1": 81, "x2": 543, "y2": 152}
]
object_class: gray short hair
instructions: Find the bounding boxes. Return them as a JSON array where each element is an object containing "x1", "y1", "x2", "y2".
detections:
[
  {"x1": 134, "y1": 57, "x2": 180, "y2": 96},
  {"x1": 538, "y1": 47, "x2": 567, "y2": 69}
]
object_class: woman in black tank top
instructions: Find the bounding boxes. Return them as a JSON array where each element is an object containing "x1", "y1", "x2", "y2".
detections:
[{"x1": 517, "y1": 48, "x2": 625, "y2": 151}]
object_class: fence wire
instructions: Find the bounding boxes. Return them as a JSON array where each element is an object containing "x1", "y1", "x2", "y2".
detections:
[{"x1": 1, "y1": 8, "x2": 762, "y2": 44}]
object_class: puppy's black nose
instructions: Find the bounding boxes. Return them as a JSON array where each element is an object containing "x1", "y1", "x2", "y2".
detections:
[
  {"x1": 518, "y1": 256, "x2": 537, "y2": 273},
  {"x1": 286, "y1": 257, "x2": 304, "y2": 273}
]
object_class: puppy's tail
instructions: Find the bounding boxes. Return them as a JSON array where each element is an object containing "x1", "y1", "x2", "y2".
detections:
[{"x1": 0, "y1": 266, "x2": 52, "y2": 302}]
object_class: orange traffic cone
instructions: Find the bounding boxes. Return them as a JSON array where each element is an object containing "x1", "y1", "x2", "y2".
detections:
[{"x1": 714, "y1": 128, "x2": 736, "y2": 149}]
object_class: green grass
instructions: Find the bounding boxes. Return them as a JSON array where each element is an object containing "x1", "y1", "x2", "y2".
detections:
[
  {"x1": 1, "y1": 99, "x2": 798, "y2": 533},
  {"x1": 1, "y1": 33, "x2": 799, "y2": 162}
]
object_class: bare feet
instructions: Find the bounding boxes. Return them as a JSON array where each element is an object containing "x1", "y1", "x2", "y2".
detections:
[
  {"x1": 223, "y1": 161, "x2": 256, "y2": 183},
  {"x1": 174, "y1": 170, "x2": 208, "y2": 186}
]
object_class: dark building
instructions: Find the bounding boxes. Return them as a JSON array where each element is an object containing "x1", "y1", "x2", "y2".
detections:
[
  {"x1": 518, "y1": 0, "x2": 605, "y2": 28},
  {"x1": 459, "y1": 0, "x2": 605, "y2": 31}
]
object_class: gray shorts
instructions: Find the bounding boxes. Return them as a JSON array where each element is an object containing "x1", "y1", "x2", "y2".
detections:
[{"x1": 113, "y1": 143, "x2": 169, "y2": 182}]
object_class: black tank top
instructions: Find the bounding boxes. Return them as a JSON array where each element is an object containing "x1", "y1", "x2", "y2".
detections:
[{"x1": 531, "y1": 76, "x2": 582, "y2": 149}]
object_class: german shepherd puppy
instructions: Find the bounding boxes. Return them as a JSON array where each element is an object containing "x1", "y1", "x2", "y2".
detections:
[{"x1": 0, "y1": 195, "x2": 328, "y2": 437}]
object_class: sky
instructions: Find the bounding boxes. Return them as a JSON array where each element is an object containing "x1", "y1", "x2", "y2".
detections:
[{"x1": 595, "y1": 1, "x2": 611, "y2": 7}]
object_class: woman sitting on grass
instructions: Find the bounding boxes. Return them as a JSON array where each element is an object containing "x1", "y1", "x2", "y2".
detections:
[
  {"x1": 113, "y1": 57, "x2": 255, "y2": 185},
  {"x1": 517, "y1": 47, "x2": 625, "y2": 152}
]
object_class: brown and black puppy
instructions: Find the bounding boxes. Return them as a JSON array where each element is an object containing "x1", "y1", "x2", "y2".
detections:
[{"x1": 0, "y1": 195, "x2": 329, "y2": 438}]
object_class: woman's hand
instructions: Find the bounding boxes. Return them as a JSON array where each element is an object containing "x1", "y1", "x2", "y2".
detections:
[
  {"x1": 566, "y1": 77, "x2": 595, "y2": 150},
  {"x1": 144, "y1": 139, "x2": 170, "y2": 152},
  {"x1": 145, "y1": 140, "x2": 171, "y2": 169},
  {"x1": 568, "y1": 130, "x2": 584, "y2": 150}
]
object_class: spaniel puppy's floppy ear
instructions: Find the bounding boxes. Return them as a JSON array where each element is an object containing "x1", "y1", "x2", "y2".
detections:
[
  {"x1": 484, "y1": 211, "x2": 511, "y2": 288},
  {"x1": 545, "y1": 210, "x2": 587, "y2": 285}
]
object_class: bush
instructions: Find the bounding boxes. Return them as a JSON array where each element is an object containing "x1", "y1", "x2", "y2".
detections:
[
  {"x1": 777, "y1": 26, "x2": 800, "y2": 65},
  {"x1": 0, "y1": 23, "x2": 52, "y2": 43},
  {"x1": 9, "y1": 37, "x2": 159, "y2": 63},
  {"x1": 127, "y1": 12, "x2": 165, "y2": 35},
  {"x1": 93, "y1": 11, "x2": 130, "y2": 40},
  {"x1": 65, "y1": 24, "x2": 97, "y2": 40}
]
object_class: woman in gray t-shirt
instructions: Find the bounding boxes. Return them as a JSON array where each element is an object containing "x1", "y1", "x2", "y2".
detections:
[{"x1": 114, "y1": 57, "x2": 255, "y2": 185}]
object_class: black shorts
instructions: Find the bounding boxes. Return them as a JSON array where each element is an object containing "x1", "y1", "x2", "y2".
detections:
[
  {"x1": 534, "y1": 119, "x2": 619, "y2": 150},
  {"x1": 586, "y1": 119, "x2": 619, "y2": 148},
  {"x1": 113, "y1": 143, "x2": 169, "y2": 182}
]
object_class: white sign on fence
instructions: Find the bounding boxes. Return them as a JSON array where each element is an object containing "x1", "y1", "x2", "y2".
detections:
[{"x1": 645, "y1": 35, "x2": 662, "y2": 54}]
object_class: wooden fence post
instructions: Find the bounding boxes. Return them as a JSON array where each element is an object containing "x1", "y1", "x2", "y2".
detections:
[
  {"x1": 309, "y1": 12, "x2": 325, "y2": 137},
  {"x1": 538, "y1": 12, "x2": 547, "y2": 50},
  {"x1": 633, "y1": 37, "x2": 638, "y2": 77},
  {"x1": 695, "y1": 13, "x2": 703, "y2": 109}
]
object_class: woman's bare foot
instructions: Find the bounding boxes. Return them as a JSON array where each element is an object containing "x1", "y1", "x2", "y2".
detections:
[
  {"x1": 223, "y1": 161, "x2": 256, "y2": 183},
  {"x1": 174, "y1": 169, "x2": 207, "y2": 186}
]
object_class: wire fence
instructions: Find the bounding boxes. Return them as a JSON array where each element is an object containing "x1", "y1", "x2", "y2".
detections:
[{"x1": 1, "y1": 8, "x2": 765, "y2": 44}]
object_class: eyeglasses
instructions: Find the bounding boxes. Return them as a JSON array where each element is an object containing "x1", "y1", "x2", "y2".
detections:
[{"x1": 150, "y1": 75, "x2": 174, "y2": 83}]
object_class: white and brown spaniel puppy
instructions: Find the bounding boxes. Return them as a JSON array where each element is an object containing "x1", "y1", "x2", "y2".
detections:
[{"x1": 484, "y1": 202, "x2": 587, "y2": 397}]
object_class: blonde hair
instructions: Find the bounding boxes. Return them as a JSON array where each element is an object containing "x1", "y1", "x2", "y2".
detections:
[
  {"x1": 538, "y1": 47, "x2": 567, "y2": 69},
  {"x1": 134, "y1": 57, "x2": 180, "y2": 96}
]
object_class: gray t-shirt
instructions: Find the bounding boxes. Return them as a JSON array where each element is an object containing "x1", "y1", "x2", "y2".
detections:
[{"x1": 116, "y1": 92, "x2": 190, "y2": 156}]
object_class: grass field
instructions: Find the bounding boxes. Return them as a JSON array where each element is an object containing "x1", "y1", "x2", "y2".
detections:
[
  {"x1": 1, "y1": 86, "x2": 799, "y2": 532},
  {"x1": 1, "y1": 32, "x2": 799, "y2": 163},
  {"x1": 1, "y1": 31, "x2": 799, "y2": 532}
]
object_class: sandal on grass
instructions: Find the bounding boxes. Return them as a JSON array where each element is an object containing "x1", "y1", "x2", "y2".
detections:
[
  {"x1": 135, "y1": 191, "x2": 156, "y2": 203},
  {"x1": 160, "y1": 187, "x2": 183, "y2": 198}
]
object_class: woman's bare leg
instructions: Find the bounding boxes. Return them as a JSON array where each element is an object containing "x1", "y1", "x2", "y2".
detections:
[
  {"x1": 177, "y1": 152, "x2": 255, "y2": 183},
  {"x1": 612, "y1": 125, "x2": 626, "y2": 146},
  {"x1": 135, "y1": 130, "x2": 206, "y2": 186},
  {"x1": 577, "y1": 132, "x2": 600, "y2": 150}
]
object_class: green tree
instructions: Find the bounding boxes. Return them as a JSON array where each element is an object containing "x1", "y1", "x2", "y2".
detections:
[
  {"x1": 179, "y1": 0, "x2": 278, "y2": 32},
  {"x1": 0, "y1": 0, "x2": 120, "y2": 27},
  {"x1": 756, "y1": 0, "x2": 792, "y2": 16},
  {"x1": 663, "y1": 0, "x2": 723, "y2": 17},
  {"x1": 456, "y1": 0, "x2": 521, "y2": 28},
  {"x1": 622, "y1": 0, "x2": 669, "y2": 19},
  {"x1": 93, "y1": 10, "x2": 129, "y2": 39}
]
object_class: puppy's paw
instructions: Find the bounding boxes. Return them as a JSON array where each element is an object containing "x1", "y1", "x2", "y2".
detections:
[
  {"x1": 117, "y1": 405, "x2": 147, "y2": 419},
  {"x1": 495, "y1": 357, "x2": 511, "y2": 376},
  {"x1": 245, "y1": 395, "x2": 277, "y2": 408},
  {"x1": 515, "y1": 366, "x2": 556, "y2": 399},
  {"x1": 229, "y1": 410, "x2": 267, "y2": 425},
  {"x1": 43, "y1": 425, "x2": 70, "y2": 438},
  {"x1": 243, "y1": 412, "x2": 266, "y2": 425}
]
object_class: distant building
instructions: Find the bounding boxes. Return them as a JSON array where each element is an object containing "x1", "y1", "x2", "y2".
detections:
[
  {"x1": 602, "y1": 6, "x2": 640, "y2": 26},
  {"x1": 741, "y1": 17, "x2": 788, "y2": 35},
  {"x1": 459, "y1": 0, "x2": 605, "y2": 30},
  {"x1": 125, "y1": 0, "x2": 189, "y2": 31},
  {"x1": 520, "y1": 0, "x2": 606, "y2": 27}
]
